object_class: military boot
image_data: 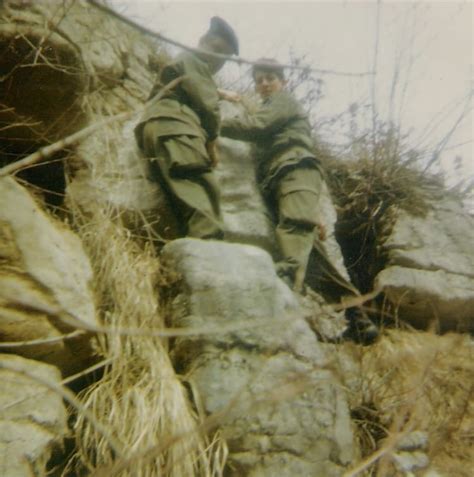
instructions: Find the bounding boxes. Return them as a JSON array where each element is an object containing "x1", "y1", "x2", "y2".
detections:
[{"x1": 343, "y1": 307, "x2": 380, "y2": 345}]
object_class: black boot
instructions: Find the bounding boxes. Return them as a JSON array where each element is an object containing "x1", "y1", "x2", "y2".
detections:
[
  {"x1": 343, "y1": 307, "x2": 380, "y2": 345},
  {"x1": 275, "y1": 261, "x2": 296, "y2": 288}
]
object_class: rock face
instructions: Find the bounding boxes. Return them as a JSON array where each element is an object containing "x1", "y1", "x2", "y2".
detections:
[
  {"x1": 0, "y1": 0, "x2": 157, "y2": 147},
  {"x1": 163, "y1": 238, "x2": 355, "y2": 476},
  {"x1": 0, "y1": 354, "x2": 68, "y2": 477},
  {"x1": 375, "y1": 199, "x2": 474, "y2": 331},
  {"x1": 0, "y1": 176, "x2": 97, "y2": 374},
  {"x1": 67, "y1": 119, "x2": 180, "y2": 239},
  {"x1": 216, "y1": 102, "x2": 277, "y2": 254},
  {"x1": 217, "y1": 136, "x2": 276, "y2": 253}
]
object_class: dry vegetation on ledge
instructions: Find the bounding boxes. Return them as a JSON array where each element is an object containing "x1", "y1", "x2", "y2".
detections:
[{"x1": 1, "y1": 2, "x2": 472, "y2": 476}]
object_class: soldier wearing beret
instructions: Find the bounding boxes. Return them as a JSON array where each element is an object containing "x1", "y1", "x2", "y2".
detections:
[
  {"x1": 135, "y1": 17, "x2": 239, "y2": 239},
  {"x1": 220, "y1": 59, "x2": 379, "y2": 343}
]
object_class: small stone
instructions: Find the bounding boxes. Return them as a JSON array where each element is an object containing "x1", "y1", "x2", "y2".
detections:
[
  {"x1": 393, "y1": 450, "x2": 429, "y2": 472},
  {"x1": 397, "y1": 430, "x2": 429, "y2": 451}
]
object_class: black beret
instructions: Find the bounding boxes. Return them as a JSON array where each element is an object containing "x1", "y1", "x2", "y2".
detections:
[{"x1": 209, "y1": 16, "x2": 239, "y2": 55}]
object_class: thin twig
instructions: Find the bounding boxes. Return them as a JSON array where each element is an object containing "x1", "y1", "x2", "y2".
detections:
[
  {"x1": 0, "y1": 359, "x2": 123, "y2": 456},
  {"x1": 90, "y1": 368, "x2": 311, "y2": 476},
  {"x1": 62, "y1": 358, "x2": 114, "y2": 385},
  {"x1": 342, "y1": 432, "x2": 401, "y2": 477},
  {"x1": 87, "y1": 0, "x2": 374, "y2": 78},
  {"x1": 424, "y1": 90, "x2": 473, "y2": 172},
  {"x1": 333, "y1": 286, "x2": 383, "y2": 311},
  {"x1": 55, "y1": 309, "x2": 282, "y2": 340},
  {"x1": 0, "y1": 76, "x2": 184, "y2": 177},
  {"x1": 370, "y1": 0, "x2": 381, "y2": 159},
  {"x1": 0, "y1": 359, "x2": 113, "y2": 413},
  {"x1": 0, "y1": 330, "x2": 85, "y2": 348}
]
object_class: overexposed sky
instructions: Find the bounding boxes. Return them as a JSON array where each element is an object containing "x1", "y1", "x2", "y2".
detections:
[{"x1": 111, "y1": 0, "x2": 472, "y2": 190}]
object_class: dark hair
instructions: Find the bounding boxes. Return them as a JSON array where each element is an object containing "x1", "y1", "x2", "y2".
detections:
[{"x1": 252, "y1": 58, "x2": 285, "y2": 80}]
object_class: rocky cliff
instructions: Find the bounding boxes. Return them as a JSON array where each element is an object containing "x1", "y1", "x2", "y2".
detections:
[{"x1": 1, "y1": 2, "x2": 473, "y2": 476}]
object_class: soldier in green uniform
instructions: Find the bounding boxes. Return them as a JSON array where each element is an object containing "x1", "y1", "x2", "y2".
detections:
[
  {"x1": 220, "y1": 59, "x2": 379, "y2": 343},
  {"x1": 134, "y1": 17, "x2": 239, "y2": 239}
]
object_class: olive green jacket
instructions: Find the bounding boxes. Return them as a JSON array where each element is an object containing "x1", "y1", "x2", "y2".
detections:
[
  {"x1": 220, "y1": 91, "x2": 319, "y2": 190},
  {"x1": 135, "y1": 51, "x2": 220, "y2": 149}
]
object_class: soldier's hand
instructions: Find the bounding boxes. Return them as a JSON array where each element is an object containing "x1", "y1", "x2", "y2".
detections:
[
  {"x1": 218, "y1": 88, "x2": 241, "y2": 103},
  {"x1": 317, "y1": 222, "x2": 327, "y2": 241},
  {"x1": 206, "y1": 140, "x2": 219, "y2": 167}
]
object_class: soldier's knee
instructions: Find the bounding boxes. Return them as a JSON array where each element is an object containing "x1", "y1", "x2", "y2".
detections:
[{"x1": 278, "y1": 189, "x2": 319, "y2": 227}]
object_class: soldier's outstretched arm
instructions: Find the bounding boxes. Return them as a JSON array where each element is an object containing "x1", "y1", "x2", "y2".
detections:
[
  {"x1": 218, "y1": 89, "x2": 241, "y2": 103},
  {"x1": 220, "y1": 92, "x2": 299, "y2": 141}
]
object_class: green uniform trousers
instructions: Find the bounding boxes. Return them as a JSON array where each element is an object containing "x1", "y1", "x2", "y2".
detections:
[
  {"x1": 269, "y1": 166, "x2": 357, "y2": 296},
  {"x1": 142, "y1": 121, "x2": 223, "y2": 239},
  {"x1": 267, "y1": 166, "x2": 322, "y2": 289}
]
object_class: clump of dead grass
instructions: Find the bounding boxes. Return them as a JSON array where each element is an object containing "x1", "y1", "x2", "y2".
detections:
[
  {"x1": 318, "y1": 126, "x2": 466, "y2": 296},
  {"x1": 62, "y1": 87, "x2": 226, "y2": 475},
  {"x1": 65, "y1": 202, "x2": 226, "y2": 477},
  {"x1": 345, "y1": 330, "x2": 474, "y2": 476}
]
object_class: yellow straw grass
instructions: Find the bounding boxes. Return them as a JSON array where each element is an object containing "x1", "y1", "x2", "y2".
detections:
[
  {"x1": 344, "y1": 330, "x2": 474, "y2": 476},
  {"x1": 64, "y1": 105, "x2": 226, "y2": 476}
]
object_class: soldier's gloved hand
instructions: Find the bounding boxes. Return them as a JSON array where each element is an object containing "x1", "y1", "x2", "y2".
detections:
[{"x1": 206, "y1": 140, "x2": 219, "y2": 167}]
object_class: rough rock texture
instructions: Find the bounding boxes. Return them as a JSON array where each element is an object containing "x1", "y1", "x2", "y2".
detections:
[
  {"x1": 67, "y1": 118, "x2": 180, "y2": 239},
  {"x1": 163, "y1": 238, "x2": 355, "y2": 476},
  {"x1": 217, "y1": 136, "x2": 275, "y2": 252},
  {"x1": 375, "y1": 199, "x2": 474, "y2": 331},
  {"x1": 1, "y1": 0, "x2": 162, "y2": 204},
  {"x1": 0, "y1": 354, "x2": 67, "y2": 477},
  {"x1": 0, "y1": 0, "x2": 158, "y2": 147},
  {"x1": 313, "y1": 180, "x2": 351, "y2": 281},
  {"x1": 0, "y1": 176, "x2": 97, "y2": 374}
]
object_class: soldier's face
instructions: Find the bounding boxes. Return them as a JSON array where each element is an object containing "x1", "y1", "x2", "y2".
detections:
[
  {"x1": 254, "y1": 71, "x2": 286, "y2": 99},
  {"x1": 199, "y1": 36, "x2": 234, "y2": 73}
]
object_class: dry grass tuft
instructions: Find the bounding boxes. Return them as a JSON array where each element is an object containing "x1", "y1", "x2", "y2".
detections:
[
  {"x1": 65, "y1": 202, "x2": 226, "y2": 476},
  {"x1": 323, "y1": 150, "x2": 445, "y2": 294},
  {"x1": 62, "y1": 91, "x2": 226, "y2": 475},
  {"x1": 345, "y1": 330, "x2": 474, "y2": 476},
  {"x1": 317, "y1": 127, "x2": 468, "y2": 295}
]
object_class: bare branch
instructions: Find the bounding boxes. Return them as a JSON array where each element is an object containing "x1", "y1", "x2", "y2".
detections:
[
  {"x1": 87, "y1": 0, "x2": 374, "y2": 78},
  {"x1": 0, "y1": 330, "x2": 85, "y2": 348},
  {"x1": 0, "y1": 76, "x2": 184, "y2": 177},
  {"x1": 0, "y1": 359, "x2": 123, "y2": 456},
  {"x1": 424, "y1": 91, "x2": 473, "y2": 172}
]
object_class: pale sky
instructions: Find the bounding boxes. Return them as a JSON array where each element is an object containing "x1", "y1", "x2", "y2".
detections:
[{"x1": 111, "y1": 0, "x2": 473, "y2": 194}]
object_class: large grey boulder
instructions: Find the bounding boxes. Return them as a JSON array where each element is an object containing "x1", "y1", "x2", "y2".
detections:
[
  {"x1": 162, "y1": 238, "x2": 355, "y2": 476},
  {"x1": 0, "y1": 354, "x2": 68, "y2": 477},
  {"x1": 0, "y1": 177, "x2": 98, "y2": 374},
  {"x1": 375, "y1": 199, "x2": 474, "y2": 331}
]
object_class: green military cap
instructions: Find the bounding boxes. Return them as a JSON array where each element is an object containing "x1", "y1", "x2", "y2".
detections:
[{"x1": 209, "y1": 16, "x2": 239, "y2": 55}]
